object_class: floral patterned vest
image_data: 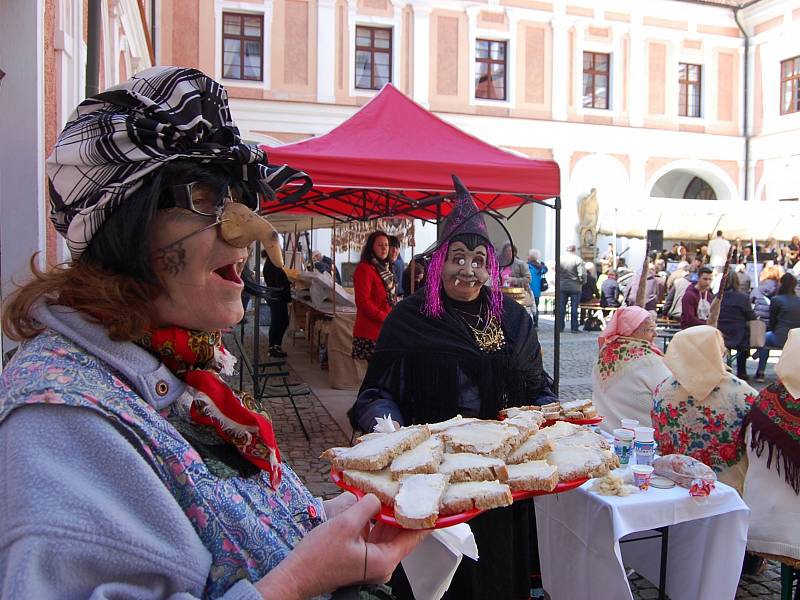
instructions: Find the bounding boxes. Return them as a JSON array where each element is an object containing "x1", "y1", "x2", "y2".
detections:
[{"x1": 0, "y1": 329, "x2": 323, "y2": 598}]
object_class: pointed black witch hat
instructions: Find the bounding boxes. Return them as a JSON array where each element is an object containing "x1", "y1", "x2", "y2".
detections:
[{"x1": 420, "y1": 175, "x2": 515, "y2": 267}]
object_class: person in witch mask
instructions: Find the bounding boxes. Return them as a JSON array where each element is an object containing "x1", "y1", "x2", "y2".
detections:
[{"x1": 349, "y1": 176, "x2": 557, "y2": 600}]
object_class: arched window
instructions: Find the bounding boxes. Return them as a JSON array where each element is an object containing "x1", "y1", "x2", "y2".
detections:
[{"x1": 683, "y1": 176, "x2": 717, "y2": 200}]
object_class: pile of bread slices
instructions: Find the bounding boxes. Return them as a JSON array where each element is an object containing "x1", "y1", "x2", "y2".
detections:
[{"x1": 321, "y1": 407, "x2": 619, "y2": 529}]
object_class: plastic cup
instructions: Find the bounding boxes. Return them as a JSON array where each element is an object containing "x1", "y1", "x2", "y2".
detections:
[
  {"x1": 631, "y1": 465, "x2": 654, "y2": 490},
  {"x1": 621, "y1": 419, "x2": 640, "y2": 437},
  {"x1": 613, "y1": 428, "x2": 634, "y2": 465},
  {"x1": 633, "y1": 426, "x2": 656, "y2": 465}
]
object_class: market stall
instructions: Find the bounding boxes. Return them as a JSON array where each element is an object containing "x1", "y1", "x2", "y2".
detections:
[{"x1": 252, "y1": 83, "x2": 564, "y2": 388}]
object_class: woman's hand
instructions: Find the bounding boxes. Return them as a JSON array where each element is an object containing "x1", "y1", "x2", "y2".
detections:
[
  {"x1": 255, "y1": 495, "x2": 428, "y2": 600},
  {"x1": 323, "y1": 491, "x2": 357, "y2": 519}
]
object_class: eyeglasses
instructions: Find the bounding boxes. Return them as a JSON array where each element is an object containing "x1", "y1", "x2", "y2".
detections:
[{"x1": 169, "y1": 182, "x2": 241, "y2": 217}]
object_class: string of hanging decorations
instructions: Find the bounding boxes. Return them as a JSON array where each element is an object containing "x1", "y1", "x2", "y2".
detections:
[{"x1": 332, "y1": 217, "x2": 415, "y2": 253}]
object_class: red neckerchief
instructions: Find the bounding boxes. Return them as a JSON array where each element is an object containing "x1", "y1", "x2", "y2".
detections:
[{"x1": 137, "y1": 327, "x2": 282, "y2": 487}]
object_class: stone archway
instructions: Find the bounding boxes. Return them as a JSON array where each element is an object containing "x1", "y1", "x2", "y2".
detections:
[{"x1": 646, "y1": 159, "x2": 738, "y2": 201}]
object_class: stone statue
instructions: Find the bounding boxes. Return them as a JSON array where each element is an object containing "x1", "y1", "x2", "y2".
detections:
[{"x1": 578, "y1": 188, "x2": 599, "y2": 261}]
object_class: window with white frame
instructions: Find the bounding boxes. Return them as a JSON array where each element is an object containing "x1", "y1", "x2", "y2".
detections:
[
  {"x1": 582, "y1": 51, "x2": 610, "y2": 109},
  {"x1": 222, "y1": 12, "x2": 264, "y2": 81},
  {"x1": 475, "y1": 39, "x2": 507, "y2": 101},
  {"x1": 355, "y1": 26, "x2": 392, "y2": 90}
]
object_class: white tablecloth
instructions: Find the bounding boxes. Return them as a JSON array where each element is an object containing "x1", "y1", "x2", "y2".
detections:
[{"x1": 534, "y1": 480, "x2": 749, "y2": 600}]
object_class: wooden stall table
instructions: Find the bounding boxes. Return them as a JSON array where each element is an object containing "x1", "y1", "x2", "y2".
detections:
[
  {"x1": 534, "y1": 479, "x2": 749, "y2": 600},
  {"x1": 326, "y1": 309, "x2": 367, "y2": 390}
]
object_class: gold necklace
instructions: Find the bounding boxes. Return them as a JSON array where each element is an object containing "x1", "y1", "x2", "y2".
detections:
[{"x1": 464, "y1": 313, "x2": 505, "y2": 353}]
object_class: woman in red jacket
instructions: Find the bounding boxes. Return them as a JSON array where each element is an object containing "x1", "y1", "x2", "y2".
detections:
[{"x1": 352, "y1": 231, "x2": 397, "y2": 360}]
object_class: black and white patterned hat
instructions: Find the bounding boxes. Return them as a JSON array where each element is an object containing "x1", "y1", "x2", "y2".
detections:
[{"x1": 46, "y1": 66, "x2": 311, "y2": 258}]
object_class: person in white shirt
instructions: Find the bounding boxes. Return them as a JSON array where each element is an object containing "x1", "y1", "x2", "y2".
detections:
[{"x1": 708, "y1": 230, "x2": 731, "y2": 270}]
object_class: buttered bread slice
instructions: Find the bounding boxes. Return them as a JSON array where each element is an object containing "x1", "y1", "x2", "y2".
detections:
[
  {"x1": 390, "y1": 436, "x2": 445, "y2": 479},
  {"x1": 442, "y1": 421, "x2": 526, "y2": 458},
  {"x1": 427, "y1": 415, "x2": 480, "y2": 434},
  {"x1": 342, "y1": 469, "x2": 399, "y2": 506},
  {"x1": 506, "y1": 460, "x2": 559, "y2": 492},
  {"x1": 539, "y1": 421, "x2": 585, "y2": 441},
  {"x1": 506, "y1": 431, "x2": 555, "y2": 464},
  {"x1": 440, "y1": 481, "x2": 513, "y2": 516},
  {"x1": 555, "y1": 430, "x2": 611, "y2": 450},
  {"x1": 546, "y1": 445, "x2": 618, "y2": 481},
  {"x1": 325, "y1": 425, "x2": 431, "y2": 471},
  {"x1": 438, "y1": 452, "x2": 509, "y2": 482},
  {"x1": 394, "y1": 473, "x2": 450, "y2": 529}
]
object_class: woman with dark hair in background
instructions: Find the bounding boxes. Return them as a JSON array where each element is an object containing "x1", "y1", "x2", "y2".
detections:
[
  {"x1": 717, "y1": 273, "x2": 757, "y2": 380},
  {"x1": 262, "y1": 249, "x2": 292, "y2": 358},
  {"x1": 755, "y1": 272, "x2": 800, "y2": 382},
  {"x1": 352, "y1": 230, "x2": 397, "y2": 361}
]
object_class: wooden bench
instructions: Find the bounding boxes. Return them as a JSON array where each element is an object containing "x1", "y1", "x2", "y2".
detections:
[{"x1": 578, "y1": 303, "x2": 619, "y2": 329}]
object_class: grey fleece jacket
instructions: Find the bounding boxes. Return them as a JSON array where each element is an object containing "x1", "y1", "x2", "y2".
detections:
[{"x1": 0, "y1": 304, "x2": 264, "y2": 600}]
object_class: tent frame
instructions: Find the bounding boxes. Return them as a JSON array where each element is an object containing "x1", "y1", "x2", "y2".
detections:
[{"x1": 251, "y1": 192, "x2": 565, "y2": 398}]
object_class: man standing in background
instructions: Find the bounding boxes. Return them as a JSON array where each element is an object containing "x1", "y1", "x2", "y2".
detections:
[
  {"x1": 559, "y1": 244, "x2": 585, "y2": 333},
  {"x1": 708, "y1": 230, "x2": 731, "y2": 271},
  {"x1": 389, "y1": 236, "x2": 405, "y2": 297}
]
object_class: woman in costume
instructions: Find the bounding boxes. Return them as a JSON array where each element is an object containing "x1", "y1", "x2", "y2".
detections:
[
  {"x1": 0, "y1": 67, "x2": 424, "y2": 599},
  {"x1": 591, "y1": 306, "x2": 671, "y2": 435},
  {"x1": 352, "y1": 231, "x2": 397, "y2": 361},
  {"x1": 350, "y1": 176, "x2": 556, "y2": 600},
  {"x1": 742, "y1": 328, "x2": 800, "y2": 565},
  {"x1": 652, "y1": 326, "x2": 755, "y2": 493}
]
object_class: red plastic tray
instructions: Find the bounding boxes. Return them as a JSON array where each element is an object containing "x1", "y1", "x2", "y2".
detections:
[{"x1": 331, "y1": 467, "x2": 588, "y2": 529}]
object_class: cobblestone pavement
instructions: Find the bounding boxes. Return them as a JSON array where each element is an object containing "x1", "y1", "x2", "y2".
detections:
[{"x1": 233, "y1": 312, "x2": 786, "y2": 599}]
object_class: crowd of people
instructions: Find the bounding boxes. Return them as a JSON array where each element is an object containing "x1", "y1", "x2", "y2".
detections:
[
  {"x1": 544, "y1": 231, "x2": 800, "y2": 382},
  {"x1": 1, "y1": 66, "x2": 798, "y2": 600}
]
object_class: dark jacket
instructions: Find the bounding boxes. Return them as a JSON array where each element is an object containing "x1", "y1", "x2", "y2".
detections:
[
  {"x1": 580, "y1": 272, "x2": 599, "y2": 303},
  {"x1": 600, "y1": 278, "x2": 621, "y2": 308},
  {"x1": 768, "y1": 294, "x2": 800, "y2": 347},
  {"x1": 681, "y1": 284, "x2": 715, "y2": 329},
  {"x1": 751, "y1": 279, "x2": 779, "y2": 322},
  {"x1": 717, "y1": 290, "x2": 756, "y2": 349}
]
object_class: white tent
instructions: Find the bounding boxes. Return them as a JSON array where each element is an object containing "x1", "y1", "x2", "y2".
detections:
[{"x1": 598, "y1": 198, "x2": 800, "y2": 242}]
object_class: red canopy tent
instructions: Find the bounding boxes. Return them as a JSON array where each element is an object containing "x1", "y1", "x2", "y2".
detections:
[
  {"x1": 255, "y1": 84, "x2": 567, "y2": 388},
  {"x1": 262, "y1": 83, "x2": 560, "y2": 222}
]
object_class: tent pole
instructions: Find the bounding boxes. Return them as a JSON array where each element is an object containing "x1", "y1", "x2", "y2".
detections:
[
  {"x1": 613, "y1": 207, "x2": 618, "y2": 270},
  {"x1": 553, "y1": 196, "x2": 561, "y2": 394},
  {"x1": 752, "y1": 235, "x2": 760, "y2": 283},
  {"x1": 332, "y1": 219, "x2": 337, "y2": 316},
  {"x1": 410, "y1": 221, "x2": 416, "y2": 294},
  {"x1": 310, "y1": 217, "x2": 314, "y2": 269}
]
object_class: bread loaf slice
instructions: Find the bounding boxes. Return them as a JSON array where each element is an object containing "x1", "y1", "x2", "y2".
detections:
[
  {"x1": 325, "y1": 425, "x2": 431, "y2": 471},
  {"x1": 560, "y1": 399, "x2": 592, "y2": 413},
  {"x1": 390, "y1": 436, "x2": 444, "y2": 479},
  {"x1": 442, "y1": 421, "x2": 526, "y2": 458},
  {"x1": 504, "y1": 410, "x2": 544, "y2": 434},
  {"x1": 498, "y1": 405, "x2": 543, "y2": 419},
  {"x1": 581, "y1": 405, "x2": 598, "y2": 419},
  {"x1": 546, "y1": 446, "x2": 618, "y2": 481},
  {"x1": 438, "y1": 453, "x2": 509, "y2": 482},
  {"x1": 505, "y1": 460, "x2": 559, "y2": 492},
  {"x1": 394, "y1": 473, "x2": 450, "y2": 529},
  {"x1": 342, "y1": 469, "x2": 399, "y2": 506},
  {"x1": 427, "y1": 415, "x2": 479, "y2": 434},
  {"x1": 506, "y1": 431, "x2": 555, "y2": 464},
  {"x1": 439, "y1": 481, "x2": 513, "y2": 516},
  {"x1": 555, "y1": 430, "x2": 611, "y2": 450},
  {"x1": 539, "y1": 421, "x2": 585, "y2": 441}
]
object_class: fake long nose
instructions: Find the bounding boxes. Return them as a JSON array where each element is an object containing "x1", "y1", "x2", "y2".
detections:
[{"x1": 219, "y1": 202, "x2": 284, "y2": 268}]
